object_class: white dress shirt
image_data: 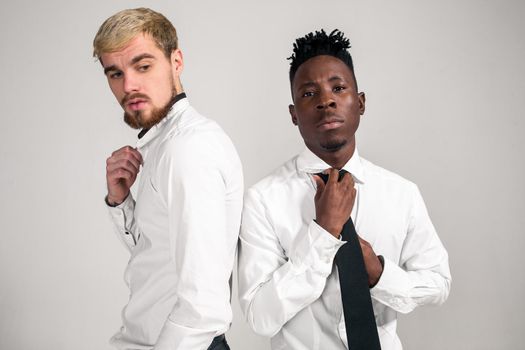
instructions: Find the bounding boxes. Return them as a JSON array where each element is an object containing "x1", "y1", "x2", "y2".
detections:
[
  {"x1": 238, "y1": 147, "x2": 450, "y2": 350},
  {"x1": 107, "y1": 97, "x2": 243, "y2": 350}
]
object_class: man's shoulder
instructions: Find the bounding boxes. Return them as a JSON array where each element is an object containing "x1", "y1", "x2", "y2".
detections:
[
  {"x1": 156, "y1": 106, "x2": 240, "y2": 167},
  {"x1": 360, "y1": 156, "x2": 418, "y2": 192},
  {"x1": 166, "y1": 106, "x2": 224, "y2": 139},
  {"x1": 247, "y1": 155, "x2": 302, "y2": 199},
  {"x1": 162, "y1": 106, "x2": 235, "y2": 149}
]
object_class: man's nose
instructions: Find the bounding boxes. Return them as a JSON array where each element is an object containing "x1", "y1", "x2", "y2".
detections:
[
  {"x1": 123, "y1": 73, "x2": 140, "y2": 94},
  {"x1": 316, "y1": 90, "x2": 336, "y2": 110}
]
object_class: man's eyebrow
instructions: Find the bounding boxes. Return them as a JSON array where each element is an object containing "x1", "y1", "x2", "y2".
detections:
[
  {"x1": 131, "y1": 53, "x2": 156, "y2": 65},
  {"x1": 103, "y1": 65, "x2": 118, "y2": 75},
  {"x1": 297, "y1": 81, "x2": 316, "y2": 90},
  {"x1": 328, "y1": 75, "x2": 344, "y2": 82},
  {"x1": 103, "y1": 54, "x2": 157, "y2": 75},
  {"x1": 296, "y1": 76, "x2": 345, "y2": 90}
]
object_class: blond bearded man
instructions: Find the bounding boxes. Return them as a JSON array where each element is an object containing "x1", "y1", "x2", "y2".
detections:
[{"x1": 93, "y1": 8, "x2": 242, "y2": 350}]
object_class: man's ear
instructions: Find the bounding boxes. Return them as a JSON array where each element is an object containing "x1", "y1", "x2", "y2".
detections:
[
  {"x1": 358, "y1": 92, "x2": 366, "y2": 115},
  {"x1": 289, "y1": 104, "x2": 298, "y2": 125},
  {"x1": 170, "y1": 48, "x2": 184, "y2": 75}
]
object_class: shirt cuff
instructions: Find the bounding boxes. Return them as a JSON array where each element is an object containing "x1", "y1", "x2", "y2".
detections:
[
  {"x1": 107, "y1": 194, "x2": 136, "y2": 250},
  {"x1": 107, "y1": 193, "x2": 134, "y2": 213},
  {"x1": 370, "y1": 256, "x2": 417, "y2": 313},
  {"x1": 154, "y1": 319, "x2": 217, "y2": 350},
  {"x1": 289, "y1": 220, "x2": 346, "y2": 277}
]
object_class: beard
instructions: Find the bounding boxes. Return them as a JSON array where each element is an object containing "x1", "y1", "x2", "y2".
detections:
[
  {"x1": 320, "y1": 138, "x2": 347, "y2": 152},
  {"x1": 122, "y1": 86, "x2": 178, "y2": 130}
]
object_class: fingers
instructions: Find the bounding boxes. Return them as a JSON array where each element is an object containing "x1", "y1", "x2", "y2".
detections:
[
  {"x1": 106, "y1": 146, "x2": 143, "y2": 186},
  {"x1": 107, "y1": 167, "x2": 135, "y2": 184},
  {"x1": 317, "y1": 169, "x2": 356, "y2": 201},
  {"x1": 110, "y1": 146, "x2": 143, "y2": 166},
  {"x1": 107, "y1": 146, "x2": 142, "y2": 172},
  {"x1": 357, "y1": 235, "x2": 382, "y2": 287},
  {"x1": 324, "y1": 169, "x2": 355, "y2": 187},
  {"x1": 339, "y1": 171, "x2": 355, "y2": 188},
  {"x1": 107, "y1": 154, "x2": 141, "y2": 172},
  {"x1": 106, "y1": 158, "x2": 140, "y2": 176},
  {"x1": 327, "y1": 168, "x2": 339, "y2": 184}
]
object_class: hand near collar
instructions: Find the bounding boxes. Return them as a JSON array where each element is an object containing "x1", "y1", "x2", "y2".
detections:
[
  {"x1": 312, "y1": 168, "x2": 355, "y2": 238},
  {"x1": 313, "y1": 168, "x2": 384, "y2": 286},
  {"x1": 106, "y1": 145, "x2": 143, "y2": 206}
]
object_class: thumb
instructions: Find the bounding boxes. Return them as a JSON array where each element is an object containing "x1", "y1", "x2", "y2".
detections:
[
  {"x1": 313, "y1": 175, "x2": 325, "y2": 199},
  {"x1": 357, "y1": 235, "x2": 370, "y2": 248}
]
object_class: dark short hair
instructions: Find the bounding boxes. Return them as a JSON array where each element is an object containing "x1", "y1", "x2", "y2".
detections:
[{"x1": 288, "y1": 29, "x2": 355, "y2": 85}]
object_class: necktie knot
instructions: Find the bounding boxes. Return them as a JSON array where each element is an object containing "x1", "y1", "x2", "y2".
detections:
[{"x1": 315, "y1": 169, "x2": 349, "y2": 184}]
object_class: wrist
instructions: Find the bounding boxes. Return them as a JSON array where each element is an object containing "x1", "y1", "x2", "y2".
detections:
[
  {"x1": 369, "y1": 255, "x2": 385, "y2": 288},
  {"x1": 105, "y1": 194, "x2": 125, "y2": 207},
  {"x1": 314, "y1": 219, "x2": 342, "y2": 238}
]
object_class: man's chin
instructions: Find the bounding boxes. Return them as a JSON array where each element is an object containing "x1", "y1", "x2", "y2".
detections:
[
  {"x1": 123, "y1": 110, "x2": 148, "y2": 129},
  {"x1": 122, "y1": 93, "x2": 178, "y2": 130},
  {"x1": 123, "y1": 109, "x2": 162, "y2": 130},
  {"x1": 320, "y1": 139, "x2": 348, "y2": 152}
]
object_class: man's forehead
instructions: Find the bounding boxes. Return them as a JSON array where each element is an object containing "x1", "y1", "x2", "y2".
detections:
[
  {"x1": 101, "y1": 34, "x2": 161, "y2": 66},
  {"x1": 298, "y1": 55, "x2": 351, "y2": 73},
  {"x1": 293, "y1": 56, "x2": 352, "y2": 84}
]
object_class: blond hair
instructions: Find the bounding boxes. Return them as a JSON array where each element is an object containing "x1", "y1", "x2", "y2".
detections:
[{"x1": 93, "y1": 7, "x2": 178, "y2": 60}]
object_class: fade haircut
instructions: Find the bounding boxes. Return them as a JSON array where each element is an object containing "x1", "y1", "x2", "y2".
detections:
[
  {"x1": 93, "y1": 7, "x2": 178, "y2": 62},
  {"x1": 288, "y1": 29, "x2": 356, "y2": 87}
]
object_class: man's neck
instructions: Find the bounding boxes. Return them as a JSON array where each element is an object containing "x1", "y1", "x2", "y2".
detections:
[{"x1": 313, "y1": 139, "x2": 356, "y2": 170}]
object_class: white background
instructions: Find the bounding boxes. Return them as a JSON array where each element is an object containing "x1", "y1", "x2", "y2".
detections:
[{"x1": 1, "y1": 1, "x2": 524, "y2": 349}]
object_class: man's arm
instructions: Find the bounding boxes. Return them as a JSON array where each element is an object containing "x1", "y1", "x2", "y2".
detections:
[
  {"x1": 105, "y1": 146, "x2": 142, "y2": 251},
  {"x1": 154, "y1": 133, "x2": 242, "y2": 350},
  {"x1": 370, "y1": 184, "x2": 451, "y2": 313},
  {"x1": 238, "y1": 169, "x2": 353, "y2": 337}
]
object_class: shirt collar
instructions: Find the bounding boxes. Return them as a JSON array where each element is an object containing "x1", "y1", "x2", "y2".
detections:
[
  {"x1": 296, "y1": 147, "x2": 366, "y2": 184},
  {"x1": 136, "y1": 93, "x2": 188, "y2": 148}
]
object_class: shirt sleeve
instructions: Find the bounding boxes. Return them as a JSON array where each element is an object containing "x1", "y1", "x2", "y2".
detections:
[
  {"x1": 106, "y1": 194, "x2": 138, "y2": 252},
  {"x1": 237, "y1": 188, "x2": 345, "y2": 337},
  {"x1": 370, "y1": 184, "x2": 451, "y2": 314},
  {"x1": 154, "y1": 132, "x2": 242, "y2": 350}
]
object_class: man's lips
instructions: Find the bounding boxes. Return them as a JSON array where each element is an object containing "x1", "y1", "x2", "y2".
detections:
[
  {"x1": 122, "y1": 93, "x2": 150, "y2": 111},
  {"x1": 317, "y1": 117, "x2": 344, "y2": 130},
  {"x1": 126, "y1": 98, "x2": 148, "y2": 111}
]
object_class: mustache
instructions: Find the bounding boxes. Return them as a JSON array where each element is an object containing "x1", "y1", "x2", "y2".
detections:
[{"x1": 121, "y1": 93, "x2": 150, "y2": 106}]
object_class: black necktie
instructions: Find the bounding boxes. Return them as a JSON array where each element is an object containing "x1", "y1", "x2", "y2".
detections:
[{"x1": 317, "y1": 171, "x2": 381, "y2": 350}]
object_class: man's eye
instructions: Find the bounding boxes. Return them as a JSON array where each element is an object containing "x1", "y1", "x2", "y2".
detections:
[
  {"x1": 334, "y1": 85, "x2": 346, "y2": 92},
  {"x1": 302, "y1": 91, "x2": 315, "y2": 97},
  {"x1": 139, "y1": 65, "x2": 150, "y2": 72},
  {"x1": 109, "y1": 72, "x2": 122, "y2": 79}
]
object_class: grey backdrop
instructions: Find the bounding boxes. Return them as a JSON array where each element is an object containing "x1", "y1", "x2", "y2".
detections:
[{"x1": 1, "y1": 1, "x2": 524, "y2": 349}]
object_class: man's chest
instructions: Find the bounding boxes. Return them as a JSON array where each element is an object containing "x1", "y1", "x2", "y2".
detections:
[{"x1": 270, "y1": 183, "x2": 411, "y2": 262}]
